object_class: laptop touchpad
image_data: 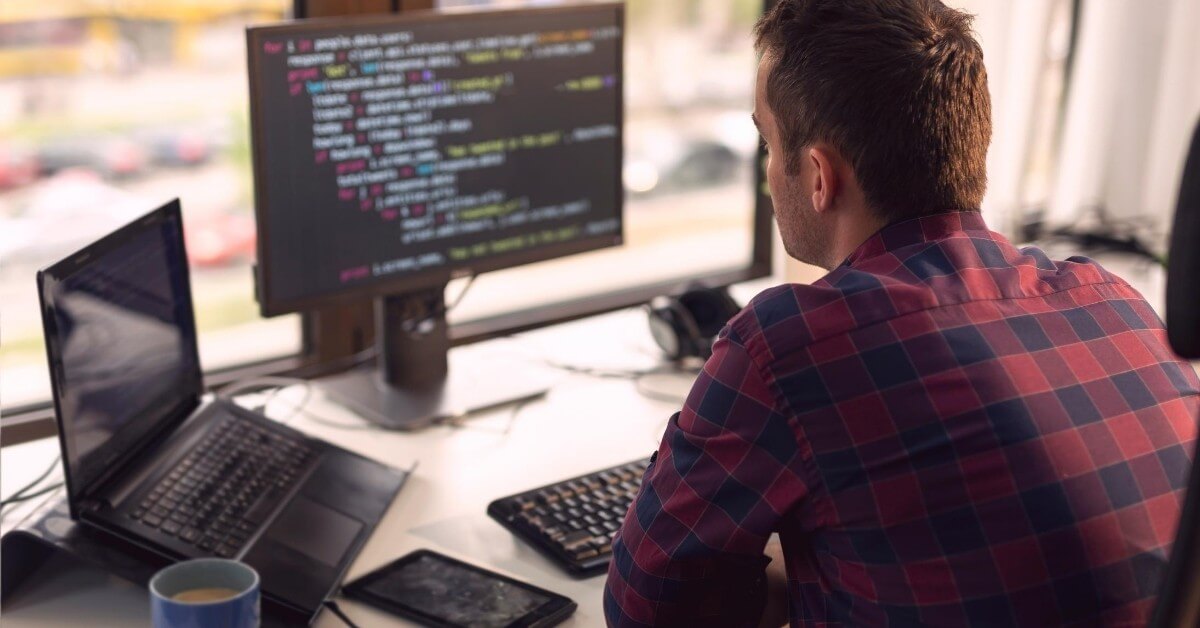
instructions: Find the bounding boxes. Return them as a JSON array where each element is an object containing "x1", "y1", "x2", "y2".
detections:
[{"x1": 267, "y1": 495, "x2": 363, "y2": 567}]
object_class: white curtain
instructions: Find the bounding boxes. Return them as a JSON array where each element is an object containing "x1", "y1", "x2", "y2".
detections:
[
  {"x1": 1046, "y1": 0, "x2": 1200, "y2": 231},
  {"x1": 948, "y1": 0, "x2": 1063, "y2": 235}
]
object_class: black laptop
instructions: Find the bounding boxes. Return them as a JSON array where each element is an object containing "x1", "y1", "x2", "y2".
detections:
[{"x1": 37, "y1": 199, "x2": 407, "y2": 622}]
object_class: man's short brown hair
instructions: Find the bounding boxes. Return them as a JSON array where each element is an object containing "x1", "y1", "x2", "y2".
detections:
[{"x1": 755, "y1": 0, "x2": 992, "y2": 223}]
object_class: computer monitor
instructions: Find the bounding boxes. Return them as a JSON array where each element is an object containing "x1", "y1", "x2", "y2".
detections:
[{"x1": 247, "y1": 4, "x2": 624, "y2": 428}]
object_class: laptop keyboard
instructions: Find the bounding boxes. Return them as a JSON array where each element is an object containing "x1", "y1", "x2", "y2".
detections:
[
  {"x1": 487, "y1": 457, "x2": 650, "y2": 576},
  {"x1": 129, "y1": 417, "x2": 315, "y2": 557}
]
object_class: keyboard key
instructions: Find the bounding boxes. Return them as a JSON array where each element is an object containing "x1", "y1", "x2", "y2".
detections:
[
  {"x1": 559, "y1": 530, "x2": 591, "y2": 548},
  {"x1": 216, "y1": 544, "x2": 237, "y2": 558},
  {"x1": 161, "y1": 520, "x2": 182, "y2": 536},
  {"x1": 570, "y1": 546, "x2": 599, "y2": 560},
  {"x1": 180, "y1": 527, "x2": 201, "y2": 543},
  {"x1": 142, "y1": 514, "x2": 163, "y2": 527}
]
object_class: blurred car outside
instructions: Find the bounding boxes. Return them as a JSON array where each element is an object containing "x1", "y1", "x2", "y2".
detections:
[
  {"x1": 35, "y1": 134, "x2": 147, "y2": 180},
  {"x1": 623, "y1": 111, "x2": 758, "y2": 199},
  {"x1": 0, "y1": 169, "x2": 253, "y2": 273},
  {"x1": 0, "y1": 142, "x2": 40, "y2": 190},
  {"x1": 132, "y1": 126, "x2": 213, "y2": 168}
]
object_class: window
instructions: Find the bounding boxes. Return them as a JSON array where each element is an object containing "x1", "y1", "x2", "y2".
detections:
[
  {"x1": 437, "y1": 0, "x2": 765, "y2": 324},
  {"x1": 0, "y1": 2, "x2": 301, "y2": 409},
  {"x1": 1, "y1": 0, "x2": 768, "y2": 409}
]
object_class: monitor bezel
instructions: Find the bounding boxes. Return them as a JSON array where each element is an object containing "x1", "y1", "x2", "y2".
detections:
[{"x1": 247, "y1": 2, "x2": 627, "y2": 317}]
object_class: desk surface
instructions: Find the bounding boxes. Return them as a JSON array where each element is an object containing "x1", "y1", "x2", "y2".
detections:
[{"x1": 0, "y1": 305, "x2": 706, "y2": 627}]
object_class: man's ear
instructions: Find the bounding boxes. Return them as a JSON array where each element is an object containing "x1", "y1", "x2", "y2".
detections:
[{"x1": 808, "y1": 145, "x2": 840, "y2": 214}]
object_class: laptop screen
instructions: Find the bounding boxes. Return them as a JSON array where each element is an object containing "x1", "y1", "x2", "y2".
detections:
[{"x1": 38, "y1": 200, "x2": 203, "y2": 505}]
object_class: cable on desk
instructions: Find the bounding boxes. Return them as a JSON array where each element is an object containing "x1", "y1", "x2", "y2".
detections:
[
  {"x1": 323, "y1": 600, "x2": 361, "y2": 628},
  {"x1": 633, "y1": 372, "x2": 693, "y2": 404},
  {"x1": 0, "y1": 482, "x2": 64, "y2": 509},
  {"x1": 489, "y1": 334, "x2": 664, "y2": 381},
  {"x1": 494, "y1": 334, "x2": 702, "y2": 405},
  {"x1": 0, "y1": 454, "x2": 63, "y2": 513},
  {"x1": 217, "y1": 375, "x2": 316, "y2": 426},
  {"x1": 221, "y1": 375, "x2": 385, "y2": 430},
  {"x1": 438, "y1": 394, "x2": 537, "y2": 435}
]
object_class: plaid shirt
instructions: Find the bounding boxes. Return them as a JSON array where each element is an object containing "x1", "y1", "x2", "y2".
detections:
[{"x1": 605, "y1": 211, "x2": 1198, "y2": 626}]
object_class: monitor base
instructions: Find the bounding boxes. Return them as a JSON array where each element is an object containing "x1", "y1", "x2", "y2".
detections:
[{"x1": 317, "y1": 359, "x2": 552, "y2": 431}]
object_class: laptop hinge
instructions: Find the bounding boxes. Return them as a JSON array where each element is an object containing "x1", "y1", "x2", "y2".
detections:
[{"x1": 85, "y1": 398, "x2": 209, "y2": 510}]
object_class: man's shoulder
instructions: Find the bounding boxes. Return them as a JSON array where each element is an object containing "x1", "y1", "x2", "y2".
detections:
[
  {"x1": 728, "y1": 265, "x2": 937, "y2": 353},
  {"x1": 727, "y1": 277, "x2": 875, "y2": 355}
]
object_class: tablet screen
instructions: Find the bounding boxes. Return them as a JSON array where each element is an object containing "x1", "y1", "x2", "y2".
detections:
[{"x1": 361, "y1": 553, "x2": 551, "y2": 627}]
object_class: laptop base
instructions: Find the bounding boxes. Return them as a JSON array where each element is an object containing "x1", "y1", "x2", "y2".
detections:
[{"x1": 3, "y1": 448, "x2": 411, "y2": 626}]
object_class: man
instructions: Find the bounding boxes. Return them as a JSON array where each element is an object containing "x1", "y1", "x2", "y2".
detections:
[{"x1": 604, "y1": 0, "x2": 1199, "y2": 626}]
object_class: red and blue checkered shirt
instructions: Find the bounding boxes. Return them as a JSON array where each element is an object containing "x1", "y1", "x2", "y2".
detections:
[{"x1": 605, "y1": 211, "x2": 1198, "y2": 626}]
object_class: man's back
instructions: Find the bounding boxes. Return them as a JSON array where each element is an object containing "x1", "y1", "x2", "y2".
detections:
[{"x1": 605, "y1": 212, "x2": 1198, "y2": 626}]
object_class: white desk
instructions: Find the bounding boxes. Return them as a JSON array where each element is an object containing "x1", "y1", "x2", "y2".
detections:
[{"x1": 0, "y1": 306, "x2": 705, "y2": 627}]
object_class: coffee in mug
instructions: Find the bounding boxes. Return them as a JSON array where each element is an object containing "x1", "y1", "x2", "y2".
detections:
[{"x1": 172, "y1": 587, "x2": 242, "y2": 603}]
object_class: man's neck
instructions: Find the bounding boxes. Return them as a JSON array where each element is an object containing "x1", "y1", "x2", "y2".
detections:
[{"x1": 825, "y1": 210, "x2": 886, "y2": 269}]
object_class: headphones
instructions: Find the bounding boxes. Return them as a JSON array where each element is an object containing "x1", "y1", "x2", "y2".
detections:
[{"x1": 647, "y1": 286, "x2": 742, "y2": 361}]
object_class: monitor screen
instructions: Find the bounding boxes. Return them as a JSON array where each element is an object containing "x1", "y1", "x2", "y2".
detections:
[
  {"x1": 247, "y1": 4, "x2": 624, "y2": 315},
  {"x1": 38, "y1": 202, "x2": 202, "y2": 502}
]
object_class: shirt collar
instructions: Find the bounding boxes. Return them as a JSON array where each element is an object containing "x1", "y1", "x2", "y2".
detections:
[{"x1": 842, "y1": 210, "x2": 991, "y2": 268}]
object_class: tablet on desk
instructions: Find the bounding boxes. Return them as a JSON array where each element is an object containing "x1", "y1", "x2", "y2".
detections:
[{"x1": 342, "y1": 549, "x2": 577, "y2": 628}]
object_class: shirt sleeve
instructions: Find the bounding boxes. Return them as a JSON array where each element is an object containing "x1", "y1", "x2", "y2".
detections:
[{"x1": 604, "y1": 328, "x2": 809, "y2": 627}]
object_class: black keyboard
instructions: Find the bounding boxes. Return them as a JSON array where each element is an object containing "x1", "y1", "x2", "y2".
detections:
[
  {"x1": 129, "y1": 417, "x2": 314, "y2": 558},
  {"x1": 487, "y1": 458, "x2": 651, "y2": 576}
]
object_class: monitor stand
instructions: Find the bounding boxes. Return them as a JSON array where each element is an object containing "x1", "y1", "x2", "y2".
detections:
[{"x1": 318, "y1": 285, "x2": 551, "y2": 430}]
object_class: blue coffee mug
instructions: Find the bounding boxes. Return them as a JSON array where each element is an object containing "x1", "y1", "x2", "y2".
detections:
[{"x1": 150, "y1": 558, "x2": 260, "y2": 628}]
